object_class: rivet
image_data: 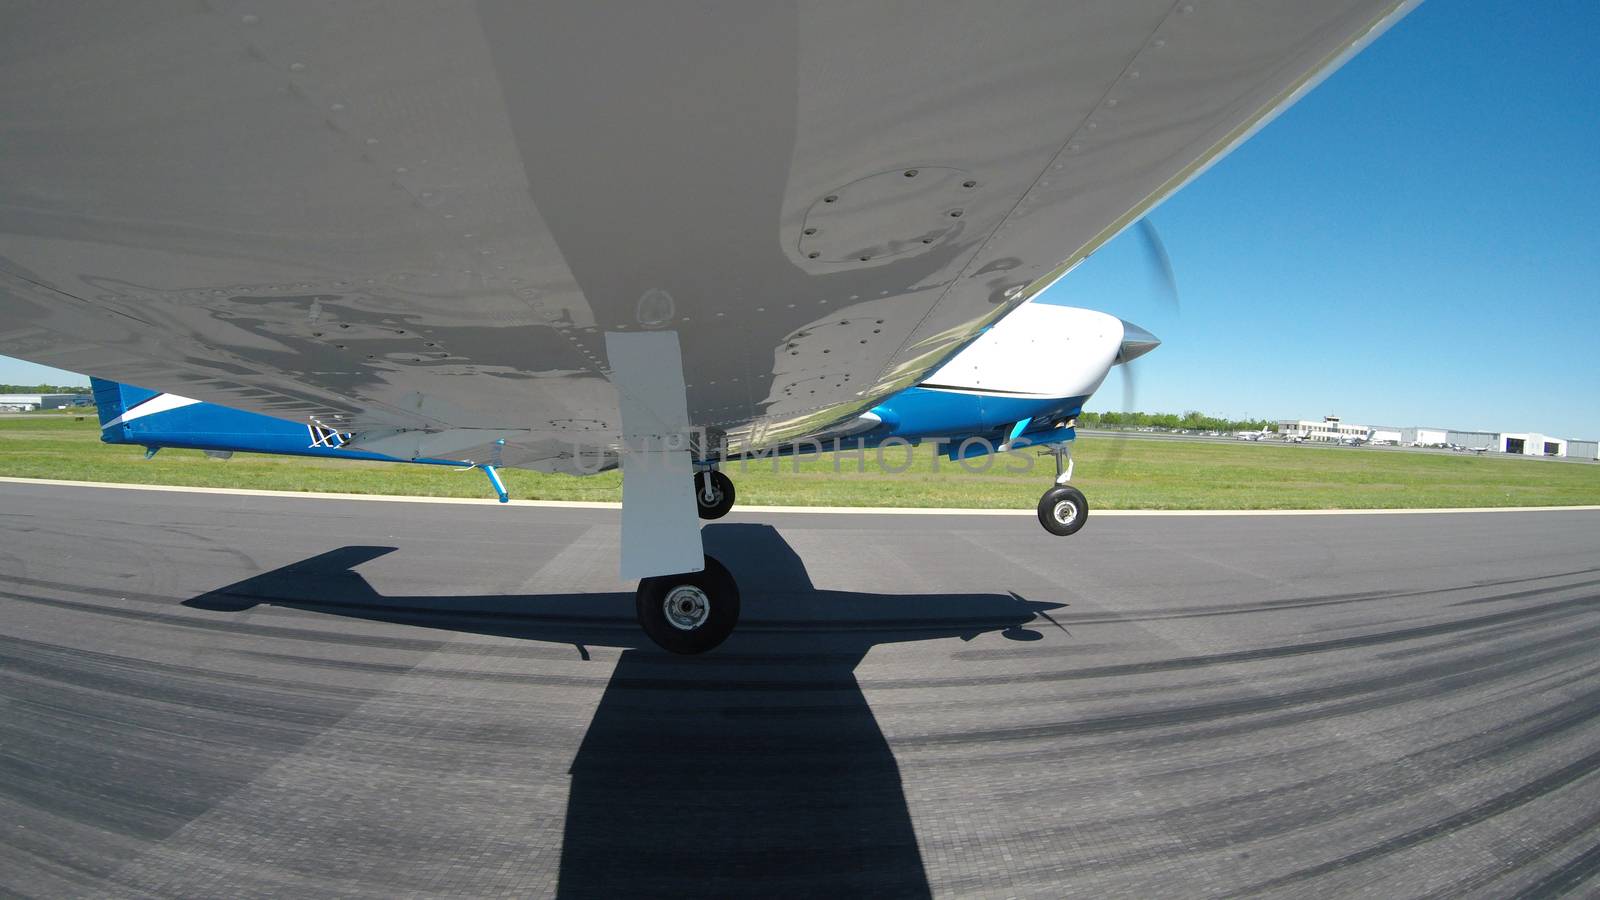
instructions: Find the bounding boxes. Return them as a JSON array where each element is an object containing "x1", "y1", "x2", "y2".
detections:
[
  {"x1": 949, "y1": 209, "x2": 963, "y2": 218},
  {"x1": 963, "y1": 180, "x2": 977, "y2": 188},
  {"x1": 241, "y1": 13, "x2": 259, "y2": 25},
  {"x1": 807, "y1": 251, "x2": 820, "y2": 259},
  {"x1": 823, "y1": 195, "x2": 838, "y2": 203},
  {"x1": 289, "y1": 62, "x2": 306, "y2": 73},
  {"x1": 803, "y1": 227, "x2": 817, "y2": 236},
  {"x1": 904, "y1": 169, "x2": 918, "y2": 178}
]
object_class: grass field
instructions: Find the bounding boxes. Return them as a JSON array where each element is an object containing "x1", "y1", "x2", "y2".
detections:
[{"x1": 3, "y1": 413, "x2": 1599, "y2": 509}]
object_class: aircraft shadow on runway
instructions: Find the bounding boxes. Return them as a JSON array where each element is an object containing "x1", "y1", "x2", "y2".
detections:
[{"x1": 184, "y1": 523, "x2": 1062, "y2": 897}]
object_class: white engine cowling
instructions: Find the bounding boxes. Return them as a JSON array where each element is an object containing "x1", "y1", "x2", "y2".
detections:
[{"x1": 922, "y1": 303, "x2": 1157, "y2": 399}]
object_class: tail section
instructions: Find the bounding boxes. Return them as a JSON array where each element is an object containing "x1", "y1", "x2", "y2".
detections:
[
  {"x1": 79, "y1": 377, "x2": 517, "y2": 499},
  {"x1": 84, "y1": 377, "x2": 463, "y2": 467},
  {"x1": 89, "y1": 377, "x2": 163, "y2": 436}
]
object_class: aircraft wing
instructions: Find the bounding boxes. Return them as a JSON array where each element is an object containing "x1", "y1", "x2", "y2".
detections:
[{"x1": 0, "y1": 1, "x2": 1415, "y2": 472}]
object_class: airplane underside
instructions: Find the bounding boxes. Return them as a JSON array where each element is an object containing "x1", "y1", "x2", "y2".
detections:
[{"x1": 1, "y1": 2, "x2": 1418, "y2": 653}]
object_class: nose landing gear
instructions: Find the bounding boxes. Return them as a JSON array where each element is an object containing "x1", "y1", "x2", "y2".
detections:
[
  {"x1": 1037, "y1": 443, "x2": 1088, "y2": 536},
  {"x1": 693, "y1": 469, "x2": 735, "y2": 519}
]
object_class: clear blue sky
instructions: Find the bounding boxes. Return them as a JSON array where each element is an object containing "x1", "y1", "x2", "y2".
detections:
[
  {"x1": 1045, "y1": 0, "x2": 1600, "y2": 437},
  {"x1": 6, "y1": 3, "x2": 1597, "y2": 436}
]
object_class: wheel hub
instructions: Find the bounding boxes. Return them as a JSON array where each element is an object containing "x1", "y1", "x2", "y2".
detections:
[
  {"x1": 663, "y1": 585, "x2": 711, "y2": 631},
  {"x1": 1052, "y1": 499, "x2": 1078, "y2": 526}
]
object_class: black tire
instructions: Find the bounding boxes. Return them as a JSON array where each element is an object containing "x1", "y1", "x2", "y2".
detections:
[
  {"x1": 693, "y1": 470, "x2": 736, "y2": 520},
  {"x1": 1037, "y1": 485, "x2": 1089, "y2": 536},
  {"x1": 635, "y1": 555, "x2": 740, "y2": 654}
]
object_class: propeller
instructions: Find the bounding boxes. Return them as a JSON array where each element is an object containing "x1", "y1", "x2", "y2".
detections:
[
  {"x1": 1135, "y1": 218, "x2": 1180, "y2": 312},
  {"x1": 1102, "y1": 218, "x2": 1179, "y2": 473}
]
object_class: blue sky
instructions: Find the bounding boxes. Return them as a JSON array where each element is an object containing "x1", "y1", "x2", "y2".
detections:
[
  {"x1": 1046, "y1": 0, "x2": 1600, "y2": 437},
  {"x1": 6, "y1": 3, "x2": 1597, "y2": 436}
]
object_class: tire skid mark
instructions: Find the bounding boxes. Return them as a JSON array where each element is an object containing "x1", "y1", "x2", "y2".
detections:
[
  {"x1": 1019, "y1": 678, "x2": 1600, "y2": 862},
  {"x1": 0, "y1": 634, "x2": 392, "y2": 725},
  {"x1": 14, "y1": 561, "x2": 1600, "y2": 628},
  {"x1": 1050, "y1": 574, "x2": 1600, "y2": 627},
  {"x1": 879, "y1": 594, "x2": 1600, "y2": 691},
  {"x1": 899, "y1": 618, "x2": 1600, "y2": 749},
  {"x1": 0, "y1": 632, "x2": 615, "y2": 698},
  {"x1": 1506, "y1": 836, "x2": 1600, "y2": 899},
  {"x1": 1234, "y1": 749, "x2": 1600, "y2": 894},
  {"x1": 0, "y1": 589, "x2": 614, "y2": 654}
]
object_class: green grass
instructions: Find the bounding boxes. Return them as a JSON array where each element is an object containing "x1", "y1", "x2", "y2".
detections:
[{"x1": 3, "y1": 414, "x2": 1599, "y2": 509}]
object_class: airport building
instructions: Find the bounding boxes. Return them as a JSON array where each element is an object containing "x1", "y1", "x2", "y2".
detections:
[
  {"x1": 1277, "y1": 416, "x2": 1371, "y2": 442},
  {"x1": 1281, "y1": 414, "x2": 1598, "y2": 460},
  {"x1": 0, "y1": 393, "x2": 89, "y2": 411},
  {"x1": 1401, "y1": 427, "x2": 1449, "y2": 447},
  {"x1": 1446, "y1": 430, "x2": 1499, "y2": 450},
  {"x1": 1499, "y1": 433, "x2": 1567, "y2": 457}
]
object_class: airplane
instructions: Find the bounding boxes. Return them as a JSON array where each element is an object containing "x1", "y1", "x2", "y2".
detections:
[{"x1": 0, "y1": 2, "x2": 1420, "y2": 653}]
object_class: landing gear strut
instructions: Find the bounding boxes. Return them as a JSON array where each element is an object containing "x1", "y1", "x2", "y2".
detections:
[
  {"x1": 1037, "y1": 443, "x2": 1088, "y2": 536},
  {"x1": 694, "y1": 469, "x2": 735, "y2": 520},
  {"x1": 635, "y1": 555, "x2": 741, "y2": 654}
]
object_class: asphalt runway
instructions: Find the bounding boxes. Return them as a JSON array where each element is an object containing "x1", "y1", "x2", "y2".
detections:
[{"x1": 2, "y1": 481, "x2": 1598, "y2": 898}]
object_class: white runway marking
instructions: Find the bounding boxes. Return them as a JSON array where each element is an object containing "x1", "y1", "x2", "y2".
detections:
[{"x1": 4, "y1": 476, "x2": 1597, "y2": 517}]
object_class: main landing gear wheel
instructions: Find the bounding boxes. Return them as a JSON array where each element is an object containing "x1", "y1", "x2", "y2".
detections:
[
  {"x1": 1038, "y1": 485, "x2": 1088, "y2": 536},
  {"x1": 635, "y1": 555, "x2": 741, "y2": 655},
  {"x1": 694, "y1": 470, "x2": 735, "y2": 520}
]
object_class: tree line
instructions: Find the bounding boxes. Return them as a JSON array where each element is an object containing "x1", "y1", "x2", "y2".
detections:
[
  {"x1": 1078, "y1": 410, "x2": 1277, "y2": 432},
  {"x1": 0, "y1": 384, "x2": 92, "y2": 394}
]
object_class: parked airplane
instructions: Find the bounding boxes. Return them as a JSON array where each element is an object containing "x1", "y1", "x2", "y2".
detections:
[{"x1": 0, "y1": 2, "x2": 1418, "y2": 652}]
